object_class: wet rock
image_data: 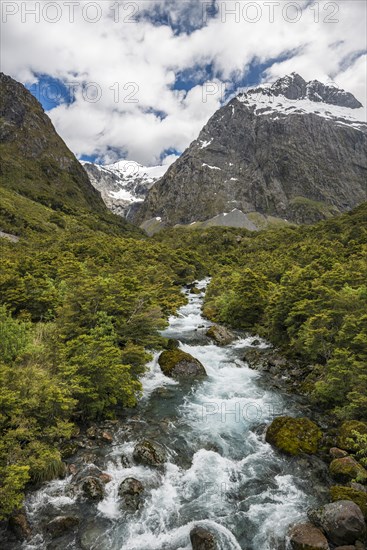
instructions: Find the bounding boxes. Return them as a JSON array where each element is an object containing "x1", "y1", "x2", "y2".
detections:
[
  {"x1": 99, "y1": 473, "x2": 112, "y2": 484},
  {"x1": 45, "y1": 516, "x2": 79, "y2": 538},
  {"x1": 330, "y1": 486, "x2": 367, "y2": 518},
  {"x1": 330, "y1": 457, "x2": 367, "y2": 484},
  {"x1": 190, "y1": 287, "x2": 201, "y2": 295},
  {"x1": 206, "y1": 325, "x2": 235, "y2": 346},
  {"x1": 158, "y1": 349, "x2": 207, "y2": 379},
  {"x1": 337, "y1": 422, "x2": 367, "y2": 452},
  {"x1": 288, "y1": 522, "x2": 329, "y2": 549},
  {"x1": 118, "y1": 478, "x2": 144, "y2": 510},
  {"x1": 330, "y1": 448, "x2": 349, "y2": 459},
  {"x1": 8, "y1": 510, "x2": 32, "y2": 540},
  {"x1": 265, "y1": 416, "x2": 322, "y2": 455},
  {"x1": 79, "y1": 519, "x2": 111, "y2": 550},
  {"x1": 86, "y1": 426, "x2": 98, "y2": 439},
  {"x1": 101, "y1": 431, "x2": 113, "y2": 444},
  {"x1": 80, "y1": 476, "x2": 105, "y2": 501},
  {"x1": 309, "y1": 500, "x2": 366, "y2": 546},
  {"x1": 67, "y1": 463, "x2": 78, "y2": 476},
  {"x1": 73, "y1": 464, "x2": 103, "y2": 483},
  {"x1": 121, "y1": 453, "x2": 133, "y2": 468},
  {"x1": 333, "y1": 546, "x2": 356, "y2": 550},
  {"x1": 133, "y1": 439, "x2": 167, "y2": 466},
  {"x1": 190, "y1": 526, "x2": 217, "y2": 549}
]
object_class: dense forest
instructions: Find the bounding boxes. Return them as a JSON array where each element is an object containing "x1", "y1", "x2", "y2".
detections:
[{"x1": 1, "y1": 201, "x2": 366, "y2": 519}]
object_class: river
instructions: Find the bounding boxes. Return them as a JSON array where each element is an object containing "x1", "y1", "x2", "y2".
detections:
[{"x1": 20, "y1": 279, "x2": 324, "y2": 550}]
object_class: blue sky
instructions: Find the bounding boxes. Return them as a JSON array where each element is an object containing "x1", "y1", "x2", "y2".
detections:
[{"x1": 3, "y1": 0, "x2": 365, "y2": 165}]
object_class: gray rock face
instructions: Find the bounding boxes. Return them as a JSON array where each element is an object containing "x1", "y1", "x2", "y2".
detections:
[
  {"x1": 136, "y1": 73, "x2": 367, "y2": 228},
  {"x1": 309, "y1": 500, "x2": 366, "y2": 546}
]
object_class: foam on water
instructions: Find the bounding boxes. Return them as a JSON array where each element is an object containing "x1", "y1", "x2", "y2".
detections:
[{"x1": 22, "y1": 279, "x2": 319, "y2": 550}]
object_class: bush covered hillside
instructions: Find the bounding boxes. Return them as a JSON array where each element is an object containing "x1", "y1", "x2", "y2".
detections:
[
  {"x1": 157, "y1": 202, "x2": 367, "y2": 420},
  {"x1": 0, "y1": 228, "x2": 205, "y2": 518}
]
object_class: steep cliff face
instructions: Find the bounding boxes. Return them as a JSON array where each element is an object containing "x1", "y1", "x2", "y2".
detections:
[
  {"x1": 0, "y1": 72, "x2": 106, "y2": 216},
  {"x1": 136, "y1": 73, "x2": 367, "y2": 228}
]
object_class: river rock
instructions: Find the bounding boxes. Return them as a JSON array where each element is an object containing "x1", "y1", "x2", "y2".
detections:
[
  {"x1": 330, "y1": 457, "x2": 367, "y2": 484},
  {"x1": 265, "y1": 416, "x2": 322, "y2": 455},
  {"x1": 190, "y1": 287, "x2": 201, "y2": 295},
  {"x1": 133, "y1": 439, "x2": 167, "y2": 466},
  {"x1": 8, "y1": 510, "x2": 32, "y2": 540},
  {"x1": 45, "y1": 516, "x2": 79, "y2": 538},
  {"x1": 288, "y1": 522, "x2": 329, "y2": 549},
  {"x1": 99, "y1": 473, "x2": 112, "y2": 484},
  {"x1": 330, "y1": 448, "x2": 349, "y2": 459},
  {"x1": 80, "y1": 476, "x2": 105, "y2": 501},
  {"x1": 158, "y1": 349, "x2": 207, "y2": 379},
  {"x1": 330, "y1": 486, "x2": 367, "y2": 518},
  {"x1": 205, "y1": 325, "x2": 235, "y2": 346},
  {"x1": 190, "y1": 526, "x2": 217, "y2": 549},
  {"x1": 309, "y1": 500, "x2": 366, "y2": 546},
  {"x1": 118, "y1": 478, "x2": 144, "y2": 510}
]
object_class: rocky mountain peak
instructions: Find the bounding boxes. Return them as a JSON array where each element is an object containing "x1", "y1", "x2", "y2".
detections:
[
  {"x1": 240, "y1": 72, "x2": 363, "y2": 109},
  {"x1": 135, "y1": 73, "x2": 367, "y2": 232}
]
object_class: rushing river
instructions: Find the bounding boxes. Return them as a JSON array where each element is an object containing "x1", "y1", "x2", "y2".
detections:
[{"x1": 20, "y1": 279, "x2": 325, "y2": 550}]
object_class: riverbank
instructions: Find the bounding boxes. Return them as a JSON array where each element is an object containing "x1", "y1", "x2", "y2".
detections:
[{"x1": 1, "y1": 280, "x2": 340, "y2": 550}]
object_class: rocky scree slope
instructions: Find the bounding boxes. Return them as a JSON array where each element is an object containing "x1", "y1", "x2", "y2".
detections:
[{"x1": 135, "y1": 73, "x2": 367, "y2": 230}]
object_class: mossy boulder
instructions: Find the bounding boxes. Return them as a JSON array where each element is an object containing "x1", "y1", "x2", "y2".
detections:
[
  {"x1": 330, "y1": 486, "x2": 367, "y2": 519},
  {"x1": 330, "y1": 457, "x2": 367, "y2": 484},
  {"x1": 165, "y1": 338, "x2": 180, "y2": 350},
  {"x1": 265, "y1": 416, "x2": 322, "y2": 456},
  {"x1": 337, "y1": 421, "x2": 367, "y2": 452},
  {"x1": 190, "y1": 286, "x2": 201, "y2": 295},
  {"x1": 158, "y1": 349, "x2": 207, "y2": 379},
  {"x1": 206, "y1": 325, "x2": 236, "y2": 346}
]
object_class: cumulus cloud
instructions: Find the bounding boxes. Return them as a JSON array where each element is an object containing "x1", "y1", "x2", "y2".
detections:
[{"x1": 1, "y1": 0, "x2": 366, "y2": 164}]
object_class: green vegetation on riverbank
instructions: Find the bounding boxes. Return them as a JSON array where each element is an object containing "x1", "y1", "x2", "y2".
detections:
[
  {"x1": 157, "y1": 202, "x2": 367, "y2": 421},
  {"x1": 0, "y1": 228, "x2": 205, "y2": 518},
  {"x1": 1, "y1": 202, "x2": 366, "y2": 520}
]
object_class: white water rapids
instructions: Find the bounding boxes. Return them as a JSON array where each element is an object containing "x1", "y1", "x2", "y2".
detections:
[{"x1": 21, "y1": 279, "x2": 322, "y2": 550}]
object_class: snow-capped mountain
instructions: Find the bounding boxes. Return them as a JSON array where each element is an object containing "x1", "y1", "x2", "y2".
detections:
[
  {"x1": 81, "y1": 159, "x2": 171, "y2": 218},
  {"x1": 135, "y1": 73, "x2": 367, "y2": 231},
  {"x1": 237, "y1": 72, "x2": 366, "y2": 131}
]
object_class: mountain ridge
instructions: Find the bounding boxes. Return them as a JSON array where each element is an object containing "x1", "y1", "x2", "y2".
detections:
[{"x1": 135, "y1": 73, "x2": 367, "y2": 231}]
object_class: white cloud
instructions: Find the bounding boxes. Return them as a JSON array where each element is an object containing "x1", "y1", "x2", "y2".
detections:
[{"x1": 1, "y1": 0, "x2": 366, "y2": 164}]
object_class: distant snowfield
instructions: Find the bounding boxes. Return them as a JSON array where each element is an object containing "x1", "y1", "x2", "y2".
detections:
[
  {"x1": 81, "y1": 159, "x2": 172, "y2": 209},
  {"x1": 237, "y1": 90, "x2": 367, "y2": 132}
]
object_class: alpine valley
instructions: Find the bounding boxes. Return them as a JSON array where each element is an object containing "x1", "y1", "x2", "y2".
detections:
[{"x1": 1, "y1": 70, "x2": 367, "y2": 550}]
